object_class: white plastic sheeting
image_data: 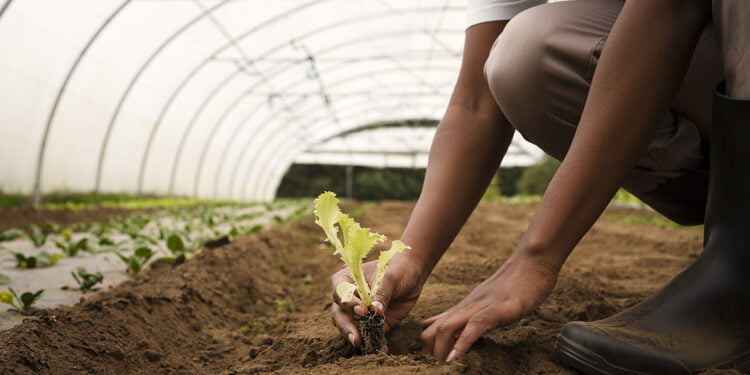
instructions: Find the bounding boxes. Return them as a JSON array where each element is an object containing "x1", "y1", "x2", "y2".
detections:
[
  {"x1": 0, "y1": 0, "x2": 542, "y2": 202},
  {"x1": 297, "y1": 127, "x2": 543, "y2": 168}
]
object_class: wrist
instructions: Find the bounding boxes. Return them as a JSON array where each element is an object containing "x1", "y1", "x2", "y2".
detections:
[
  {"x1": 392, "y1": 249, "x2": 433, "y2": 286},
  {"x1": 510, "y1": 236, "x2": 566, "y2": 277}
]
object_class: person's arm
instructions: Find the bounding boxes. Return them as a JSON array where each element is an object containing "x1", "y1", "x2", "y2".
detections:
[
  {"x1": 400, "y1": 20, "x2": 514, "y2": 279},
  {"x1": 330, "y1": 21, "x2": 514, "y2": 347},
  {"x1": 420, "y1": 0, "x2": 712, "y2": 362}
]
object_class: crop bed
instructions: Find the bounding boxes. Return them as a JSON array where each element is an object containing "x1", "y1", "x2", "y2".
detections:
[{"x1": 0, "y1": 201, "x2": 740, "y2": 374}]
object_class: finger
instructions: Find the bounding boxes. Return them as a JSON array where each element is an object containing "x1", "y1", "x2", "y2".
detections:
[
  {"x1": 371, "y1": 275, "x2": 393, "y2": 315},
  {"x1": 331, "y1": 272, "x2": 367, "y2": 317},
  {"x1": 420, "y1": 310, "x2": 450, "y2": 328},
  {"x1": 332, "y1": 303, "x2": 360, "y2": 347},
  {"x1": 420, "y1": 316, "x2": 464, "y2": 360},
  {"x1": 332, "y1": 289, "x2": 367, "y2": 317},
  {"x1": 446, "y1": 313, "x2": 492, "y2": 361},
  {"x1": 432, "y1": 317, "x2": 466, "y2": 361}
]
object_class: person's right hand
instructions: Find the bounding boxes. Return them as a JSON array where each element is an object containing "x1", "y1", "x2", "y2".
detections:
[{"x1": 331, "y1": 252, "x2": 427, "y2": 350}]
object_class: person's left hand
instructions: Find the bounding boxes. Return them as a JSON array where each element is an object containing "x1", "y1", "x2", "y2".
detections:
[{"x1": 419, "y1": 254, "x2": 558, "y2": 361}]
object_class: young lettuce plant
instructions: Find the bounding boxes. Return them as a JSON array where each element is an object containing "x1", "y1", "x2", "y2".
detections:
[
  {"x1": 53, "y1": 229, "x2": 91, "y2": 257},
  {"x1": 0, "y1": 288, "x2": 44, "y2": 315},
  {"x1": 314, "y1": 191, "x2": 409, "y2": 354},
  {"x1": 14, "y1": 251, "x2": 62, "y2": 269},
  {"x1": 0, "y1": 228, "x2": 24, "y2": 243},
  {"x1": 116, "y1": 247, "x2": 155, "y2": 275},
  {"x1": 70, "y1": 266, "x2": 104, "y2": 292}
]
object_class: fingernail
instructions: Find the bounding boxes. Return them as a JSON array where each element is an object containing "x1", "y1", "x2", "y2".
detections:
[
  {"x1": 446, "y1": 349, "x2": 459, "y2": 362},
  {"x1": 371, "y1": 301, "x2": 384, "y2": 314},
  {"x1": 354, "y1": 305, "x2": 366, "y2": 316},
  {"x1": 348, "y1": 333, "x2": 356, "y2": 346}
]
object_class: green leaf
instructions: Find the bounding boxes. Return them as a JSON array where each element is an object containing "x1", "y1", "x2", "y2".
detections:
[
  {"x1": 0, "y1": 291, "x2": 13, "y2": 305},
  {"x1": 371, "y1": 240, "x2": 410, "y2": 298},
  {"x1": 134, "y1": 247, "x2": 154, "y2": 260},
  {"x1": 0, "y1": 228, "x2": 23, "y2": 242},
  {"x1": 42, "y1": 221, "x2": 59, "y2": 232},
  {"x1": 28, "y1": 225, "x2": 47, "y2": 248},
  {"x1": 313, "y1": 192, "x2": 344, "y2": 254},
  {"x1": 0, "y1": 274, "x2": 9, "y2": 285},
  {"x1": 335, "y1": 282, "x2": 358, "y2": 303},
  {"x1": 48, "y1": 253, "x2": 62, "y2": 266},
  {"x1": 166, "y1": 233, "x2": 185, "y2": 253}
]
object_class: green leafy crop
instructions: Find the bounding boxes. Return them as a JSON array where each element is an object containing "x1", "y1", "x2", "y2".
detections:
[
  {"x1": 0, "y1": 228, "x2": 23, "y2": 243},
  {"x1": 14, "y1": 252, "x2": 62, "y2": 269},
  {"x1": 0, "y1": 288, "x2": 44, "y2": 315},
  {"x1": 54, "y1": 229, "x2": 91, "y2": 257},
  {"x1": 71, "y1": 266, "x2": 104, "y2": 292},
  {"x1": 27, "y1": 224, "x2": 48, "y2": 248},
  {"x1": 313, "y1": 192, "x2": 409, "y2": 307},
  {"x1": 116, "y1": 247, "x2": 155, "y2": 275}
]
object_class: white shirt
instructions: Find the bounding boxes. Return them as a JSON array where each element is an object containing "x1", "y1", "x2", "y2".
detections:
[{"x1": 466, "y1": 0, "x2": 548, "y2": 28}]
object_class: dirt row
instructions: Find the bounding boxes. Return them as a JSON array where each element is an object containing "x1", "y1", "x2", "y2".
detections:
[
  {"x1": 0, "y1": 206, "x2": 157, "y2": 231},
  {"x1": 0, "y1": 201, "x2": 740, "y2": 374}
]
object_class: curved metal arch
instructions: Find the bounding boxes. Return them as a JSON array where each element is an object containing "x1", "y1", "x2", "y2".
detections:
[
  {"x1": 153, "y1": 15, "x2": 462, "y2": 198},
  {"x1": 0, "y1": 0, "x2": 13, "y2": 22},
  {"x1": 241, "y1": 99, "x2": 447, "y2": 199},
  {"x1": 249, "y1": 103, "x2": 445, "y2": 199},
  {"x1": 170, "y1": 28, "x2": 462, "y2": 197},
  {"x1": 221, "y1": 65, "x2": 456, "y2": 198},
  {"x1": 96, "y1": 0, "x2": 325, "y2": 192},
  {"x1": 251, "y1": 106, "x2": 445, "y2": 200},
  {"x1": 207, "y1": 63, "x2": 457, "y2": 198},
  {"x1": 32, "y1": 0, "x2": 131, "y2": 204},
  {"x1": 93, "y1": 0, "x2": 230, "y2": 192},
  {"x1": 162, "y1": 67, "x2": 241, "y2": 194},
  {"x1": 131, "y1": 4, "x2": 462, "y2": 196}
]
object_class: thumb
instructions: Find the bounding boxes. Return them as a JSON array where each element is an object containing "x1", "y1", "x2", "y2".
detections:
[{"x1": 371, "y1": 276, "x2": 392, "y2": 315}]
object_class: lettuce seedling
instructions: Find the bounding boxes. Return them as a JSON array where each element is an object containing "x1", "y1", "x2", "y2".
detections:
[
  {"x1": 0, "y1": 288, "x2": 44, "y2": 315},
  {"x1": 116, "y1": 247, "x2": 155, "y2": 275},
  {"x1": 27, "y1": 224, "x2": 48, "y2": 248},
  {"x1": 54, "y1": 229, "x2": 91, "y2": 257},
  {"x1": 314, "y1": 191, "x2": 409, "y2": 354},
  {"x1": 14, "y1": 252, "x2": 62, "y2": 269},
  {"x1": 0, "y1": 228, "x2": 23, "y2": 243},
  {"x1": 71, "y1": 266, "x2": 104, "y2": 292}
]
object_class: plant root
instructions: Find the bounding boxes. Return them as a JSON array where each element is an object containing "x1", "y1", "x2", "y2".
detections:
[{"x1": 358, "y1": 312, "x2": 386, "y2": 355}]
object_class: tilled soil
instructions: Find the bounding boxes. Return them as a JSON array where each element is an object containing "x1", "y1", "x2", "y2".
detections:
[
  {"x1": 0, "y1": 201, "x2": 740, "y2": 374},
  {"x1": 0, "y1": 206, "x2": 156, "y2": 231}
]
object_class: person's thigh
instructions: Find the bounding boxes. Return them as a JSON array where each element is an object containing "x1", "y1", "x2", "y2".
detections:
[
  {"x1": 484, "y1": 0, "x2": 723, "y2": 224},
  {"x1": 713, "y1": 0, "x2": 750, "y2": 98}
]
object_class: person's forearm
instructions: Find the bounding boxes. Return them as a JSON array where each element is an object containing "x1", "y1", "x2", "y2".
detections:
[
  {"x1": 401, "y1": 106, "x2": 514, "y2": 274},
  {"x1": 515, "y1": 0, "x2": 711, "y2": 269},
  {"x1": 396, "y1": 21, "x2": 511, "y2": 278}
]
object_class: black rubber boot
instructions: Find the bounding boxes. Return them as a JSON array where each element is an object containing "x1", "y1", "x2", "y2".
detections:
[{"x1": 555, "y1": 84, "x2": 750, "y2": 375}]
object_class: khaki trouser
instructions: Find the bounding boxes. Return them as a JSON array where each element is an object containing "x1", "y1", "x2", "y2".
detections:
[{"x1": 484, "y1": 0, "x2": 748, "y2": 225}]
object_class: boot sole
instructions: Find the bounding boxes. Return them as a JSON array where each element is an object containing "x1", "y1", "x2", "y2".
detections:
[{"x1": 556, "y1": 334, "x2": 648, "y2": 375}]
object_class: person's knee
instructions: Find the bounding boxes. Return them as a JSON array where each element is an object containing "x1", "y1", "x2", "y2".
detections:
[
  {"x1": 483, "y1": 4, "x2": 579, "y2": 146},
  {"x1": 483, "y1": 6, "x2": 555, "y2": 118}
]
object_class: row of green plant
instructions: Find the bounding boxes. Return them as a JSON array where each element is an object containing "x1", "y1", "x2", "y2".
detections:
[
  {"x1": 0, "y1": 265, "x2": 105, "y2": 315},
  {"x1": 0, "y1": 191, "x2": 215, "y2": 210},
  {"x1": 0, "y1": 199, "x2": 313, "y2": 315}
]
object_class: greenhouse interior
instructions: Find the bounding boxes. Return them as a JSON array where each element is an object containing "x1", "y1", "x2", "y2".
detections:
[{"x1": 0, "y1": 0, "x2": 741, "y2": 374}]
